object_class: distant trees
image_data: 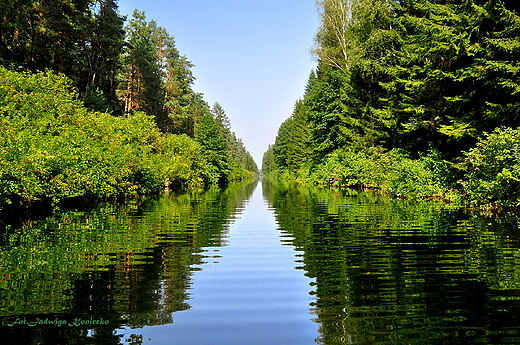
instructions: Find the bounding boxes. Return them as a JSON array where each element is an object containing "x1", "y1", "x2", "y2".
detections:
[{"x1": 206, "y1": 102, "x2": 259, "y2": 181}]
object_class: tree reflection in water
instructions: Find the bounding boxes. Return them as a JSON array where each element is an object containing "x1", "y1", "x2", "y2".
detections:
[
  {"x1": 263, "y1": 179, "x2": 520, "y2": 345},
  {"x1": 0, "y1": 181, "x2": 257, "y2": 345}
]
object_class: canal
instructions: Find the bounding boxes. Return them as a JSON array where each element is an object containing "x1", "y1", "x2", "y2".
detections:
[{"x1": 1, "y1": 179, "x2": 520, "y2": 344}]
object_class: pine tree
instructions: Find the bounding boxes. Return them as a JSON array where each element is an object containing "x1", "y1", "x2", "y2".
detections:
[
  {"x1": 0, "y1": 0, "x2": 92, "y2": 77},
  {"x1": 117, "y1": 10, "x2": 160, "y2": 115},
  {"x1": 81, "y1": 0, "x2": 126, "y2": 112},
  {"x1": 338, "y1": 0, "x2": 396, "y2": 149},
  {"x1": 195, "y1": 111, "x2": 231, "y2": 184},
  {"x1": 305, "y1": 67, "x2": 345, "y2": 160}
]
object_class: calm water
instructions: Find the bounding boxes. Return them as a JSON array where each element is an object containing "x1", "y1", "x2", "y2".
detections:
[{"x1": 1, "y1": 180, "x2": 520, "y2": 344}]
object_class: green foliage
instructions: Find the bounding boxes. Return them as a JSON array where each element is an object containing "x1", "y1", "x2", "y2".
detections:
[
  {"x1": 116, "y1": 9, "x2": 208, "y2": 138},
  {"x1": 308, "y1": 147, "x2": 452, "y2": 199},
  {"x1": 0, "y1": 5, "x2": 258, "y2": 210},
  {"x1": 80, "y1": 0, "x2": 126, "y2": 112},
  {"x1": 273, "y1": 117, "x2": 294, "y2": 169},
  {"x1": 306, "y1": 67, "x2": 346, "y2": 160},
  {"x1": 312, "y1": 0, "x2": 352, "y2": 70},
  {"x1": 262, "y1": 145, "x2": 276, "y2": 176},
  {"x1": 195, "y1": 112, "x2": 232, "y2": 184},
  {"x1": 265, "y1": 0, "x2": 520, "y2": 211},
  {"x1": 463, "y1": 127, "x2": 520, "y2": 209},
  {"x1": 0, "y1": 0, "x2": 126, "y2": 112},
  {"x1": 384, "y1": 0, "x2": 520, "y2": 155},
  {"x1": 286, "y1": 100, "x2": 312, "y2": 172},
  {"x1": 117, "y1": 10, "x2": 161, "y2": 116},
  {"x1": 0, "y1": 67, "x2": 212, "y2": 210},
  {"x1": 211, "y1": 102, "x2": 259, "y2": 176},
  {"x1": 151, "y1": 133, "x2": 210, "y2": 190}
]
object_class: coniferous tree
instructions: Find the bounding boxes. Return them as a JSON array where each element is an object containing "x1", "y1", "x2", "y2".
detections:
[
  {"x1": 195, "y1": 111, "x2": 231, "y2": 184},
  {"x1": 273, "y1": 117, "x2": 294, "y2": 169},
  {"x1": 212, "y1": 102, "x2": 232, "y2": 137},
  {"x1": 81, "y1": 0, "x2": 126, "y2": 112},
  {"x1": 286, "y1": 100, "x2": 312, "y2": 172},
  {"x1": 262, "y1": 145, "x2": 276, "y2": 175},
  {"x1": 0, "y1": 3, "x2": 259, "y2": 193},
  {"x1": 117, "y1": 10, "x2": 160, "y2": 115},
  {"x1": 162, "y1": 54, "x2": 199, "y2": 134},
  {"x1": 0, "y1": 0, "x2": 89, "y2": 73},
  {"x1": 305, "y1": 67, "x2": 345, "y2": 160},
  {"x1": 384, "y1": 0, "x2": 520, "y2": 156},
  {"x1": 338, "y1": 0, "x2": 396, "y2": 149}
]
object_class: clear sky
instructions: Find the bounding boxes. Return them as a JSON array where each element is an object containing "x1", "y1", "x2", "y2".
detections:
[{"x1": 117, "y1": 0, "x2": 319, "y2": 166}]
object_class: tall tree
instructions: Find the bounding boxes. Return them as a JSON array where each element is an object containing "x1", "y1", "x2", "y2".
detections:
[
  {"x1": 305, "y1": 67, "x2": 345, "y2": 160},
  {"x1": 340, "y1": 0, "x2": 396, "y2": 148},
  {"x1": 286, "y1": 100, "x2": 312, "y2": 172},
  {"x1": 262, "y1": 144, "x2": 276, "y2": 175},
  {"x1": 81, "y1": 0, "x2": 126, "y2": 112},
  {"x1": 212, "y1": 102, "x2": 231, "y2": 137},
  {"x1": 117, "y1": 10, "x2": 160, "y2": 115},
  {"x1": 195, "y1": 111, "x2": 231, "y2": 184},
  {"x1": 311, "y1": 0, "x2": 353, "y2": 71},
  {"x1": 0, "y1": 0, "x2": 92, "y2": 75}
]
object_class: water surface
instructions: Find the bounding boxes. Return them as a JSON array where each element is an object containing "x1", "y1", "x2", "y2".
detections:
[{"x1": 1, "y1": 180, "x2": 520, "y2": 344}]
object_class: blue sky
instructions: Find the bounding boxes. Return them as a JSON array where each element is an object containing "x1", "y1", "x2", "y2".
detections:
[{"x1": 117, "y1": 0, "x2": 318, "y2": 166}]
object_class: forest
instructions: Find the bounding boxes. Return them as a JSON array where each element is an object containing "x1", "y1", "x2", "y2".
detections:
[
  {"x1": 0, "y1": 0, "x2": 258, "y2": 211},
  {"x1": 263, "y1": 0, "x2": 520, "y2": 211}
]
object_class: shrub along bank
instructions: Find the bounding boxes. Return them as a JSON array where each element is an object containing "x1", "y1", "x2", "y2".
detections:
[
  {"x1": 264, "y1": 129, "x2": 520, "y2": 212},
  {"x1": 0, "y1": 67, "x2": 256, "y2": 211}
]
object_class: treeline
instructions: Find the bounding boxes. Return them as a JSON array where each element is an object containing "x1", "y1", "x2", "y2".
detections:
[
  {"x1": 0, "y1": 1, "x2": 257, "y2": 210},
  {"x1": 263, "y1": 0, "x2": 520, "y2": 211}
]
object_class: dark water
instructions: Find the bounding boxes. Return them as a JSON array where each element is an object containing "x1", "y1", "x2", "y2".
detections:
[{"x1": 1, "y1": 180, "x2": 520, "y2": 344}]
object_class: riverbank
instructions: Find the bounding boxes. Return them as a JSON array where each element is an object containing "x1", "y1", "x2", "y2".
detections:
[
  {"x1": 264, "y1": 131, "x2": 520, "y2": 214},
  {"x1": 0, "y1": 67, "x2": 257, "y2": 212}
]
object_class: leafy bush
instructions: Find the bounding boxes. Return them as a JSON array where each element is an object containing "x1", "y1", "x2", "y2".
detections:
[
  {"x1": 152, "y1": 134, "x2": 211, "y2": 190},
  {"x1": 0, "y1": 67, "x2": 215, "y2": 210},
  {"x1": 389, "y1": 153, "x2": 444, "y2": 199},
  {"x1": 462, "y1": 127, "x2": 520, "y2": 209},
  {"x1": 308, "y1": 147, "x2": 453, "y2": 199}
]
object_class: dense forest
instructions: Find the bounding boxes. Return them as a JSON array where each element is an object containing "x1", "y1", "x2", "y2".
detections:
[
  {"x1": 0, "y1": 0, "x2": 258, "y2": 211},
  {"x1": 263, "y1": 0, "x2": 520, "y2": 211}
]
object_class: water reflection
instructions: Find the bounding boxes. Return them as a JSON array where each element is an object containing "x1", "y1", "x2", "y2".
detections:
[
  {"x1": 262, "y1": 180, "x2": 520, "y2": 344},
  {"x1": 0, "y1": 181, "x2": 257, "y2": 344},
  {"x1": 2, "y1": 178, "x2": 520, "y2": 344}
]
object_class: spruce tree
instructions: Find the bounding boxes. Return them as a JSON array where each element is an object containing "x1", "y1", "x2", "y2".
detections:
[
  {"x1": 286, "y1": 100, "x2": 312, "y2": 172},
  {"x1": 384, "y1": 0, "x2": 520, "y2": 156}
]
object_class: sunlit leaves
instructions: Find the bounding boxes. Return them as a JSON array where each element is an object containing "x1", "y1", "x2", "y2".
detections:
[{"x1": 0, "y1": 67, "x2": 214, "y2": 210}]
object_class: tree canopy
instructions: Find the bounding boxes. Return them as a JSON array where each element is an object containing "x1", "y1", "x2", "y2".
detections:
[{"x1": 264, "y1": 0, "x2": 520, "y2": 209}]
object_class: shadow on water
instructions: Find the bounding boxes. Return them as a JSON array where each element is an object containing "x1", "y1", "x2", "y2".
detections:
[
  {"x1": 262, "y1": 179, "x2": 520, "y2": 345},
  {"x1": 0, "y1": 180, "x2": 258, "y2": 345}
]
